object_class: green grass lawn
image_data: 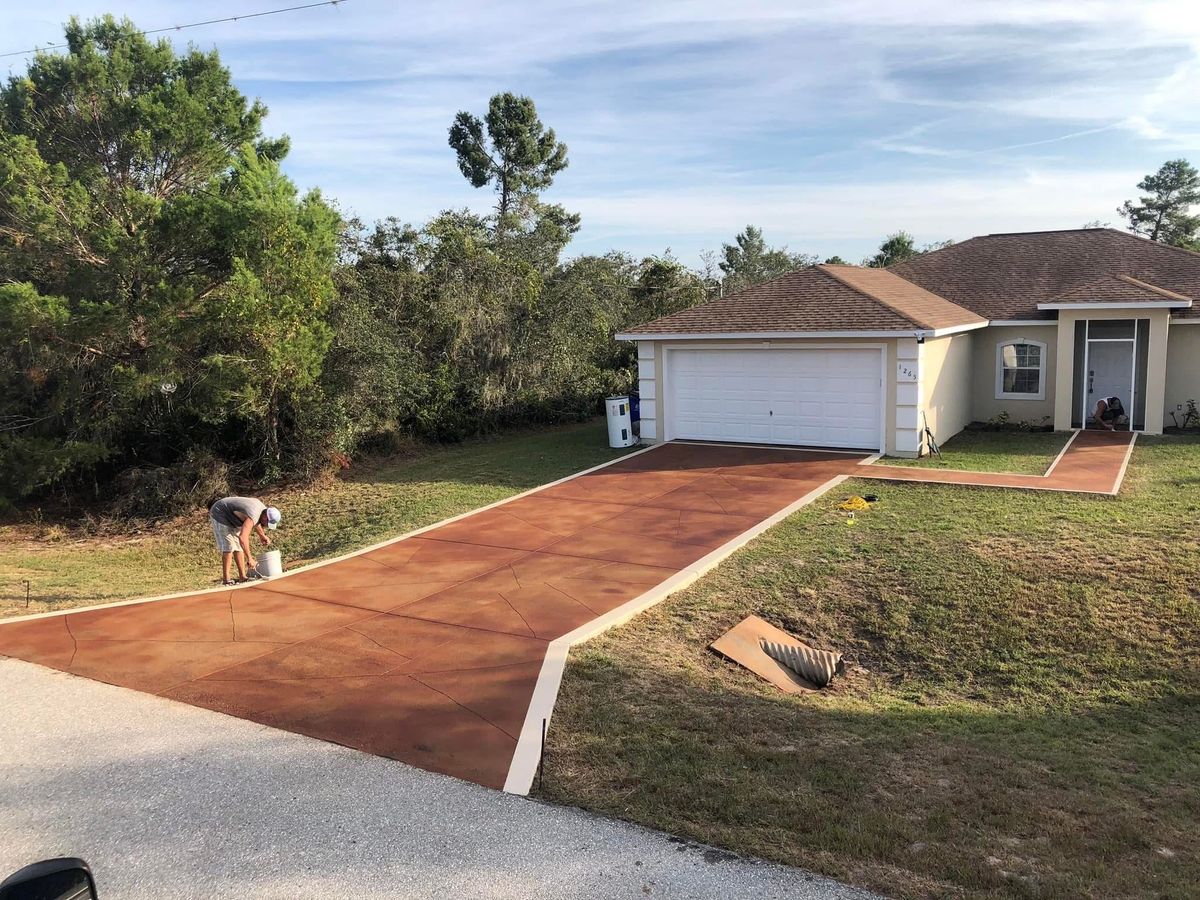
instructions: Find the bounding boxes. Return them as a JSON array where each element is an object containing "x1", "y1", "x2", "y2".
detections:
[
  {"x1": 538, "y1": 435, "x2": 1200, "y2": 899},
  {"x1": 0, "y1": 420, "x2": 629, "y2": 618},
  {"x1": 881, "y1": 429, "x2": 1071, "y2": 474}
]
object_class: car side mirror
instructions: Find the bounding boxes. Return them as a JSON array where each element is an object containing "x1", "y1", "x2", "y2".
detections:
[{"x1": 0, "y1": 858, "x2": 98, "y2": 900}]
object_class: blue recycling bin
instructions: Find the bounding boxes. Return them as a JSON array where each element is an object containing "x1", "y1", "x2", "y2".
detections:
[{"x1": 629, "y1": 392, "x2": 640, "y2": 423}]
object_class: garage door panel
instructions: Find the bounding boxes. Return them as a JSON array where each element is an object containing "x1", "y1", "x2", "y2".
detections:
[
  {"x1": 667, "y1": 348, "x2": 882, "y2": 450},
  {"x1": 794, "y1": 423, "x2": 826, "y2": 440}
]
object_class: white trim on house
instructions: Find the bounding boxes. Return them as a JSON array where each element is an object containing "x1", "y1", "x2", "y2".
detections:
[
  {"x1": 1078, "y1": 319, "x2": 1143, "y2": 430},
  {"x1": 619, "y1": 330, "x2": 907, "y2": 341},
  {"x1": 654, "y1": 341, "x2": 889, "y2": 351},
  {"x1": 1037, "y1": 300, "x2": 1191, "y2": 310},
  {"x1": 616, "y1": 322, "x2": 988, "y2": 342},
  {"x1": 930, "y1": 321, "x2": 990, "y2": 336},
  {"x1": 989, "y1": 319, "x2": 1055, "y2": 326},
  {"x1": 995, "y1": 337, "x2": 1048, "y2": 401},
  {"x1": 673, "y1": 440, "x2": 879, "y2": 456},
  {"x1": 1169, "y1": 318, "x2": 1200, "y2": 323}
]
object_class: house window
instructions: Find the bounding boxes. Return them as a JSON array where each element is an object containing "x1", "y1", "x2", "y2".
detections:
[{"x1": 996, "y1": 339, "x2": 1046, "y2": 400}]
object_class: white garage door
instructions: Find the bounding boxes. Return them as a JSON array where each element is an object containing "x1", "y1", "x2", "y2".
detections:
[{"x1": 666, "y1": 348, "x2": 883, "y2": 449}]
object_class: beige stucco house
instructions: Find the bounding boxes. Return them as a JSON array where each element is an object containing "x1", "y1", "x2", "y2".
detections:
[{"x1": 619, "y1": 228, "x2": 1200, "y2": 457}]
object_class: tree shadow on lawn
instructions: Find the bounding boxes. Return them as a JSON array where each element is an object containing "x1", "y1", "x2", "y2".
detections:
[{"x1": 540, "y1": 653, "x2": 1199, "y2": 900}]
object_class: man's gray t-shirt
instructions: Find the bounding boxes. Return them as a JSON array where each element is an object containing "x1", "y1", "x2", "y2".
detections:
[{"x1": 209, "y1": 497, "x2": 266, "y2": 529}]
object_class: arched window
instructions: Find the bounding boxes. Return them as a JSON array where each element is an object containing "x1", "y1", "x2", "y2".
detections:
[{"x1": 995, "y1": 339, "x2": 1046, "y2": 400}]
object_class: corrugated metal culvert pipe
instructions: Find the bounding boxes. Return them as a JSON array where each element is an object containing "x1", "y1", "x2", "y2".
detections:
[{"x1": 760, "y1": 640, "x2": 844, "y2": 688}]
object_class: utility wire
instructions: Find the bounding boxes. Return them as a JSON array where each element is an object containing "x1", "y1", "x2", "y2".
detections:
[{"x1": 0, "y1": 0, "x2": 350, "y2": 60}]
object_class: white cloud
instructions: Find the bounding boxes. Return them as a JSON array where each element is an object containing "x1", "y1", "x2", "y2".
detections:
[
  {"x1": 559, "y1": 167, "x2": 1140, "y2": 241},
  {"x1": 2, "y1": 0, "x2": 1196, "y2": 261}
]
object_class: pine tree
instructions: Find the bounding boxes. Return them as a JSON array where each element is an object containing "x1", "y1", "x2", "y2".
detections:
[{"x1": 1119, "y1": 159, "x2": 1200, "y2": 248}]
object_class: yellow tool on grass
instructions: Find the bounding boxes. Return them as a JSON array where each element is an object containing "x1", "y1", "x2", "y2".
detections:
[{"x1": 837, "y1": 494, "x2": 878, "y2": 526}]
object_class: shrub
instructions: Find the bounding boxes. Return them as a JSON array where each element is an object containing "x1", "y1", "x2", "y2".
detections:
[{"x1": 108, "y1": 448, "x2": 231, "y2": 519}]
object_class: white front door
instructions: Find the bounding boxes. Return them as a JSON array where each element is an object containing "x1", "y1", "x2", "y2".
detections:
[
  {"x1": 666, "y1": 347, "x2": 883, "y2": 450},
  {"x1": 1086, "y1": 341, "x2": 1133, "y2": 418}
]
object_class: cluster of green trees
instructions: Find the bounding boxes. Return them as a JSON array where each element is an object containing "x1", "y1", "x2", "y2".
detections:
[
  {"x1": 0, "y1": 19, "x2": 706, "y2": 511},
  {"x1": 0, "y1": 19, "x2": 342, "y2": 509},
  {"x1": 1, "y1": 18, "x2": 1195, "y2": 513}
]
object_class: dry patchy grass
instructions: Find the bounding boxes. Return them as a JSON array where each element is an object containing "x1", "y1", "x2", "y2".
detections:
[
  {"x1": 539, "y1": 435, "x2": 1200, "y2": 899},
  {"x1": 883, "y1": 430, "x2": 1070, "y2": 475}
]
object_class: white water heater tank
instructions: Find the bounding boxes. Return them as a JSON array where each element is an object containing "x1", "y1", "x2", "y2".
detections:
[{"x1": 606, "y1": 395, "x2": 635, "y2": 448}]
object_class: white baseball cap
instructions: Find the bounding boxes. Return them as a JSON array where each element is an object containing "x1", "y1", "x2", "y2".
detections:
[{"x1": 265, "y1": 506, "x2": 281, "y2": 529}]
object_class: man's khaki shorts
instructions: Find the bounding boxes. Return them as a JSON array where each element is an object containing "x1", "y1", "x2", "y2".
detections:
[{"x1": 210, "y1": 517, "x2": 242, "y2": 553}]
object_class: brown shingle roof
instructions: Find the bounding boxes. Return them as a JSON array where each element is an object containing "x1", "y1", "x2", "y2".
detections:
[
  {"x1": 1046, "y1": 274, "x2": 1192, "y2": 305},
  {"x1": 819, "y1": 264, "x2": 987, "y2": 330},
  {"x1": 891, "y1": 228, "x2": 1200, "y2": 320},
  {"x1": 621, "y1": 265, "x2": 983, "y2": 336}
]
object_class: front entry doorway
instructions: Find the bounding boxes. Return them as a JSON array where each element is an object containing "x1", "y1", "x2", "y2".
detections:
[
  {"x1": 1077, "y1": 318, "x2": 1148, "y2": 430},
  {"x1": 1086, "y1": 340, "x2": 1133, "y2": 424}
]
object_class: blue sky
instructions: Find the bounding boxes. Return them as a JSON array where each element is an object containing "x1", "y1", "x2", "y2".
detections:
[{"x1": 4, "y1": 1, "x2": 1200, "y2": 264}]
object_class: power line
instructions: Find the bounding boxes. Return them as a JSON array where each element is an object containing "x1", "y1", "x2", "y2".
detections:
[{"x1": 0, "y1": 0, "x2": 350, "y2": 60}]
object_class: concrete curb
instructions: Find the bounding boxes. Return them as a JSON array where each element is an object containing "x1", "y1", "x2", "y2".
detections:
[{"x1": 1111, "y1": 432, "x2": 1139, "y2": 494}]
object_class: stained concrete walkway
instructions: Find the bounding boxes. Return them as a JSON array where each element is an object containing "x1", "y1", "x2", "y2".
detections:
[
  {"x1": 0, "y1": 656, "x2": 877, "y2": 900},
  {"x1": 856, "y1": 429, "x2": 1135, "y2": 495}
]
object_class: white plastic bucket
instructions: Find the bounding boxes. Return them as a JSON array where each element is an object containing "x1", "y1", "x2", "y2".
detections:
[{"x1": 255, "y1": 550, "x2": 283, "y2": 578}]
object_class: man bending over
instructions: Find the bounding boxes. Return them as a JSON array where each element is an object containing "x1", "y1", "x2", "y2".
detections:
[{"x1": 208, "y1": 496, "x2": 281, "y2": 585}]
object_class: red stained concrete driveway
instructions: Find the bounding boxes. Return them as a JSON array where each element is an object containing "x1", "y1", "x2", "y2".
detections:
[
  {"x1": 0, "y1": 433, "x2": 1134, "y2": 790},
  {"x1": 0, "y1": 444, "x2": 865, "y2": 790}
]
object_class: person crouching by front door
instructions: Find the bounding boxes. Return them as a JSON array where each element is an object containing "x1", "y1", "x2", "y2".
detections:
[{"x1": 1092, "y1": 396, "x2": 1128, "y2": 431}]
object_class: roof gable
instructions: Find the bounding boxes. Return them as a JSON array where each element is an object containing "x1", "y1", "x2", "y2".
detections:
[
  {"x1": 621, "y1": 267, "x2": 913, "y2": 336},
  {"x1": 819, "y1": 265, "x2": 987, "y2": 330},
  {"x1": 621, "y1": 265, "x2": 984, "y2": 337},
  {"x1": 1048, "y1": 274, "x2": 1192, "y2": 305}
]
